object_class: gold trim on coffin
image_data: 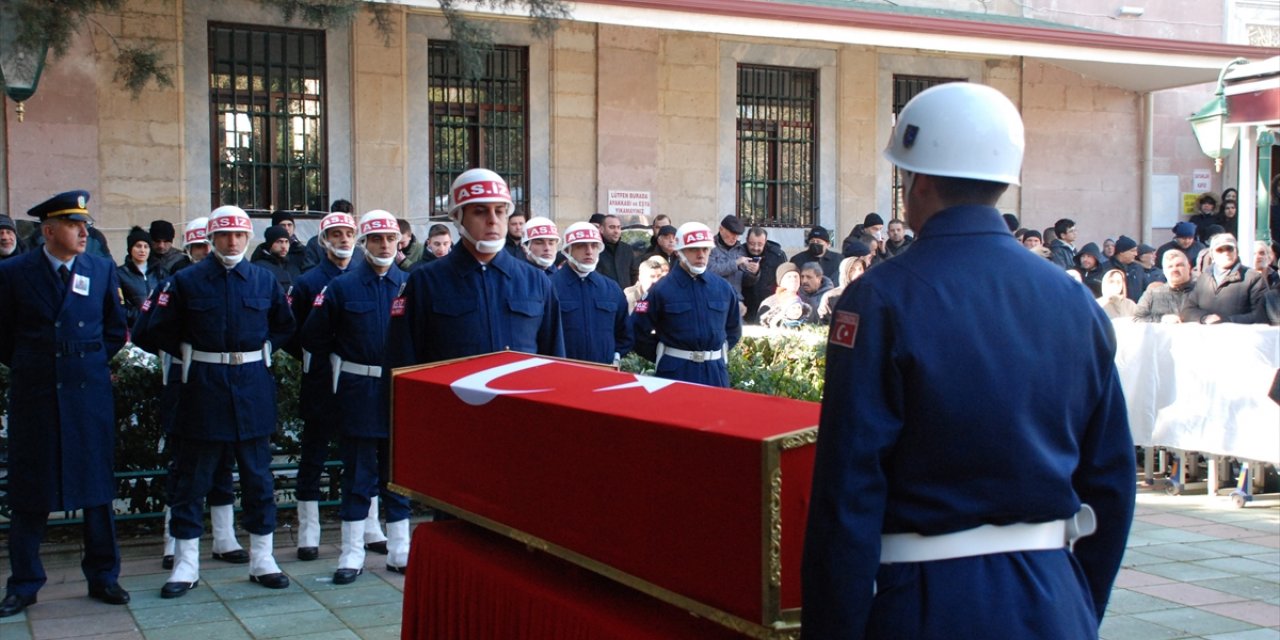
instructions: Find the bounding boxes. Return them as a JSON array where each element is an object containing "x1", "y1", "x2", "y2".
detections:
[{"x1": 388, "y1": 357, "x2": 815, "y2": 640}]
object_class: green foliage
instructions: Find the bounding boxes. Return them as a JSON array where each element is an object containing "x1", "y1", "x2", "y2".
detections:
[
  {"x1": 113, "y1": 43, "x2": 174, "y2": 97},
  {"x1": 6, "y1": 0, "x2": 122, "y2": 58},
  {"x1": 110, "y1": 347, "x2": 166, "y2": 471},
  {"x1": 270, "y1": 351, "x2": 304, "y2": 456},
  {"x1": 437, "y1": 0, "x2": 569, "y2": 79},
  {"x1": 621, "y1": 329, "x2": 827, "y2": 402}
]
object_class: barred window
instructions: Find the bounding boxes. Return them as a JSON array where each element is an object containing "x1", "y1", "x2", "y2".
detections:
[
  {"x1": 736, "y1": 64, "x2": 817, "y2": 227},
  {"x1": 428, "y1": 42, "x2": 529, "y2": 217},
  {"x1": 891, "y1": 75, "x2": 960, "y2": 219},
  {"x1": 210, "y1": 24, "x2": 327, "y2": 214}
]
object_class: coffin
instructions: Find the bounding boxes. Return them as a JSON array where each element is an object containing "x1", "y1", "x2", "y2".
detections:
[{"x1": 390, "y1": 351, "x2": 819, "y2": 639}]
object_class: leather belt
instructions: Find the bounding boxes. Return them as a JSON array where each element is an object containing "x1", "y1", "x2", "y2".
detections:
[
  {"x1": 659, "y1": 345, "x2": 723, "y2": 363},
  {"x1": 188, "y1": 349, "x2": 264, "y2": 365},
  {"x1": 340, "y1": 361, "x2": 382, "y2": 378}
]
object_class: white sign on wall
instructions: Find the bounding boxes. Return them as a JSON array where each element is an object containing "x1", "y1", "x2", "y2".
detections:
[
  {"x1": 1192, "y1": 169, "x2": 1211, "y2": 193},
  {"x1": 607, "y1": 190, "x2": 652, "y2": 220}
]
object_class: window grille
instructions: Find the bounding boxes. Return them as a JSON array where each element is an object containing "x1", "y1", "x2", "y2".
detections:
[
  {"x1": 428, "y1": 42, "x2": 529, "y2": 218},
  {"x1": 210, "y1": 24, "x2": 327, "y2": 214},
  {"x1": 736, "y1": 64, "x2": 818, "y2": 227}
]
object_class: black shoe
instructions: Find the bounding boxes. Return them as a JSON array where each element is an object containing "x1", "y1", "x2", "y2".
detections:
[
  {"x1": 332, "y1": 568, "x2": 362, "y2": 585},
  {"x1": 0, "y1": 593, "x2": 36, "y2": 618},
  {"x1": 385, "y1": 564, "x2": 406, "y2": 575},
  {"x1": 297, "y1": 547, "x2": 319, "y2": 561},
  {"x1": 364, "y1": 541, "x2": 388, "y2": 555},
  {"x1": 88, "y1": 583, "x2": 130, "y2": 605},
  {"x1": 249, "y1": 573, "x2": 290, "y2": 589},
  {"x1": 212, "y1": 549, "x2": 250, "y2": 564},
  {"x1": 160, "y1": 580, "x2": 198, "y2": 599},
  {"x1": 162, "y1": 555, "x2": 174, "y2": 570}
]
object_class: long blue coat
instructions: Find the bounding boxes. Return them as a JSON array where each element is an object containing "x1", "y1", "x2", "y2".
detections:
[{"x1": 0, "y1": 249, "x2": 127, "y2": 512}]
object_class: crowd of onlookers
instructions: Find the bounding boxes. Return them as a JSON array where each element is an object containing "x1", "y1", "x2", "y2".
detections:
[{"x1": 1, "y1": 187, "x2": 1276, "y2": 331}]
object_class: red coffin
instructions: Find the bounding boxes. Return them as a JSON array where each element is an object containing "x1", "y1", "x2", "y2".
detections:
[{"x1": 390, "y1": 352, "x2": 819, "y2": 638}]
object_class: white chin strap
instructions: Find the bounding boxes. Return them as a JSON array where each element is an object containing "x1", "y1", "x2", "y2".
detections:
[
  {"x1": 213, "y1": 248, "x2": 245, "y2": 268},
  {"x1": 679, "y1": 253, "x2": 707, "y2": 275},
  {"x1": 366, "y1": 253, "x2": 395, "y2": 268},
  {"x1": 526, "y1": 250, "x2": 555, "y2": 269},
  {"x1": 565, "y1": 255, "x2": 597, "y2": 274},
  {"x1": 457, "y1": 225, "x2": 504, "y2": 254}
]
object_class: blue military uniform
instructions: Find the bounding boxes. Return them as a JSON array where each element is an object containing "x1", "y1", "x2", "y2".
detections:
[
  {"x1": 551, "y1": 267, "x2": 633, "y2": 365},
  {"x1": 0, "y1": 191, "x2": 128, "y2": 602},
  {"x1": 300, "y1": 260, "x2": 410, "y2": 523},
  {"x1": 801, "y1": 206, "x2": 1135, "y2": 639},
  {"x1": 385, "y1": 247, "x2": 565, "y2": 367},
  {"x1": 630, "y1": 265, "x2": 741, "y2": 387},
  {"x1": 131, "y1": 256, "x2": 295, "y2": 540},
  {"x1": 288, "y1": 258, "x2": 353, "y2": 506}
]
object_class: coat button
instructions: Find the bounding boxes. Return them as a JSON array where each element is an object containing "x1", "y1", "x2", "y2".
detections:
[
  {"x1": 54, "y1": 321, "x2": 61, "y2": 328},
  {"x1": 56, "y1": 383, "x2": 62, "y2": 389},
  {"x1": 78, "y1": 321, "x2": 85, "y2": 327},
  {"x1": 80, "y1": 383, "x2": 86, "y2": 389}
]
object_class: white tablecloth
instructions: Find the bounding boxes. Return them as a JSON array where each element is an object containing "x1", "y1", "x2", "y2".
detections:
[{"x1": 1113, "y1": 322, "x2": 1280, "y2": 464}]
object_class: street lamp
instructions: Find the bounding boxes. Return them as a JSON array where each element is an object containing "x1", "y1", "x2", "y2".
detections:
[
  {"x1": 1188, "y1": 57, "x2": 1249, "y2": 173},
  {"x1": 0, "y1": 4, "x2": 49, "y2": 123}
]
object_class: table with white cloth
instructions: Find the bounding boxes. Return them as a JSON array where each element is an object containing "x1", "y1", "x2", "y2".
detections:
[{"x1": 1113, "y1": 322, "x2": 1280, "y2": 483}]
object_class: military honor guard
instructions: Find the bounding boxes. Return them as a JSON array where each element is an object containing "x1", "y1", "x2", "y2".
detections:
[
  {"x1": 631, "y1": 221, "x2": 741, "y2": 387},
  {"x1": 521, "y1": 215, "x2": 562, "y2": 275},
  {"x1": 287, "y1": 211, "x2": 391, "y2": 561},
  {"x1": 133, "y1": 205, "x2": 296, "y2": 598},
  {"x1": 385, "y1": 168, "x2": 564, "y2": 368},
  {"x1": 552, "y1": 221, "x2": 633, "y2": 365},
  {"x1": 301, "y1": 210, "x2": 413, "y2": 582},
  {"x1": 0, "y1": 190, "x2": 131, "y2": 617}
]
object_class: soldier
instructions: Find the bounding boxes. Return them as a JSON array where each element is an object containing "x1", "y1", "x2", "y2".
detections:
[
  {"x1": 135, "y1": 218, "x2": 248, "y2": 571},
  {"x1": 133, "y1": 205, "x2": 295, "y2": 598},
  {"x1": 522, "y1": 215, "x2": 561, "y2": 275},
  {"x1": 553, "y1": 221, "x2": 632, "y2": 365},
  {"x1": 288, "y1": 211, "x2": 390, "y2": 561},
  {"x1": 802, "y1": 82, "x2": 1134, "y2": 639},
  {"x1": 631, "y1": 221, "x2": 741, "y2": 387},
  {"x1": 301, "y1": 210, "x2": 412, "y2": 582},
  {"x1": 386, "y1": 167, "x2": 564, "y2": 367},
  {"x1": 0, "y1": 190, "x2": 131, "y2": 617}
]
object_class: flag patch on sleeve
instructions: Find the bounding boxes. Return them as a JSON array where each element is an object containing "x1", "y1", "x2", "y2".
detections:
[{"x1": 830, "y1": 311, "x2": 859, "y2": 349}]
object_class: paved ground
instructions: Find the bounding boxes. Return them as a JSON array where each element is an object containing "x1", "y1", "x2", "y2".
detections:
[{"x1": 0, "y1": 487, "x2": 1277, "y2": 639}]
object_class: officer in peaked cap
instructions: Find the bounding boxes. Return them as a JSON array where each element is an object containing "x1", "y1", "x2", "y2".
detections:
[{"x1": 0, "y1": 190, "x2": 131, "y2": 617}]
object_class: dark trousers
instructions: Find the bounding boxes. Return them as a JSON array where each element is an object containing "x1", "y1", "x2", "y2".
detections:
[
  {"x1": 296, "y1": 417, "x2": 338, "y2": 502},
  {"x1": 338, "y1": 436, "x2": 409, "y2": 523},
  {"x1": 5, "y1": 505, "x2": 120, "y2": 597},
  {"x1": 164, "y1": 436, "x2": 237, "y2": 507},
  {"x1": 169, "y1": 437, "x2": 276, "y2": 540}
]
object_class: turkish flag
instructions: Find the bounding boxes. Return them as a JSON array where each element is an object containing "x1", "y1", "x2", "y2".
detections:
[{"x1": 830, "y1": 311, "x2": 859, "y2": 348}]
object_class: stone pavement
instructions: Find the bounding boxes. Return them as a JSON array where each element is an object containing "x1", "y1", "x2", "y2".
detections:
[{"x1": 0, "y1": 489, "x2": 1276, "y2": 640}]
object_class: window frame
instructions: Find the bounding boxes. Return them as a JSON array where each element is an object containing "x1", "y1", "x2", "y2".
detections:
[{"x1": 735, "y1": 63, "x2": 819, "y2": 228}]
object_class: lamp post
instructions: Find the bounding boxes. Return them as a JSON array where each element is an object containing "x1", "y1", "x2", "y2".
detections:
[
  {"x1": 1188, "y1": 57, "x2": 1249, "y2": 173},
  {"x1": 0, "y1": 4, "x2": 49, "y2": 123}
]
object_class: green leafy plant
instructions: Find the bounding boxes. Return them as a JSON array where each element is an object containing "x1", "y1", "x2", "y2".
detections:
[{"x1": 621, "y1": 328, "x2": 827, "y2": 401}]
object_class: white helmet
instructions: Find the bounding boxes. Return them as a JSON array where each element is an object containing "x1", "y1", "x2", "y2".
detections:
[
  {"x1": 522, "y1": 216, "x2": 559, "y2": 245},
  {"x1": 319, "y1": 211, "x2": 357, "y2": 235},
  {"x1": 183, "y1": 217, "x2": 210, "y2": 247},
  {"x1": 883, "y1": 82, "x2": 1024, "y2": 186},
  {"x1": 207, "y1": 205, "x2": 253, "y2": 237},
  {"x1": 675, "y1": 222, "x2": 715, "y2": 250},
  {"x1": 357, "y1": 210, "x2": 400, "y2": 242},
  {"x1": 562, "y1": 221, "x2": 603, "y2": 248},
  {"x1": 447, "y1": 168, "x2": 513, "y2": 217}
]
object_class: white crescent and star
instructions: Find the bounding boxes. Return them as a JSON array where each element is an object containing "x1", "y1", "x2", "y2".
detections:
[{"x1": 449, "y1": 359, "x2": 678, "y2": 406}]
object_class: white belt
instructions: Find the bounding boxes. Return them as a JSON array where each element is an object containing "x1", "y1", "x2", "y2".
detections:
[
  {"x1": 879, "y1": 505, "x2": 1097, "y2": 564},
  {"x1": 340, "y1": 361, "x2": 382, "y2": 378},
  {"x1": 658, "y1": 344, "x2": 723, "y2": 363},
  {"x1": 189, "y1": 349, "x2": 264, "y2": 365},
  {"x1": 179, "y1": 342, "x2": 271, "y2": 383},
  {"x1": 329, "y1": 353, "x2": 382, "y2": 393}
]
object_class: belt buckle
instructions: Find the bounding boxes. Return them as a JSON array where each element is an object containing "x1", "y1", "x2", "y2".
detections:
[
  {"x1": 230, "y1": 352, "x2": 244, "y2": 365},
  {"x1": 690, "y1": 351, "x2": 706, "y2": 363}
]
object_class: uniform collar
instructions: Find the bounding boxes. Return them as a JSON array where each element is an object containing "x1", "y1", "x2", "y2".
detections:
[
  {"x1": 43, "y1": 246, "x2": 76, "y2": 273},
  {"x1": 915, "y1": 205, "x2": 1010, "y2": 241},
  {"x1": 449, "y1": 245, "x2": 514, "y2": 277}
]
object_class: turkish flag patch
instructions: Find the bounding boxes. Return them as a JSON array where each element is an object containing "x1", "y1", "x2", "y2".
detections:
[
  {"x1": 141, "y1": 297, "x2": 152, "y2": 312},
  {"x1": 830, "y1": 311, "x2": 859, "y2": 349},
  {"x1": 634, "y1": 300, "x2": 649, "y2": 313},
  {"x1": 312, "y1": 290, "x2": 326, "y2": 307},
  {"x1": 157, "y1": 292, "x2": 170, "y2": 308},
  {"x1": 391, "y1": 297, "x2": 406, "y2": 317}
]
